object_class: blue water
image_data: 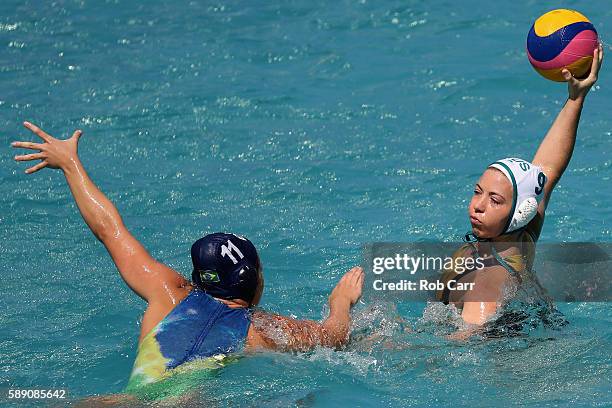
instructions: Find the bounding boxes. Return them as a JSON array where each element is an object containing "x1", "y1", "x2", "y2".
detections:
[{"x1": 1, "y1": 1, "x2": 611, "y2": 406}]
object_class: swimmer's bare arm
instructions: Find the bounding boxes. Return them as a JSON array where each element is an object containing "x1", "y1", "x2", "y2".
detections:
[
  {"x1": 529, "y1": 44, "x2": 604, "y2": 240},
  {"x1": 12, "y1": 123, "x2": 188, "y2": 303},
  {"x1": 452, "y1": 264, "x2": 512, "y2": 337},
  {"x1": 460, "y1": 264, "x2": 509, "y2": 325},
  {"x1": 246, "y1": 267, "x2": 364, "y2": 352}
]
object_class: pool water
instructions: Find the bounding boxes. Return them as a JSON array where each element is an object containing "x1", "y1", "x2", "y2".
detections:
[{"x1": 1, "y1": 1, "x2": 610, "y2": 406}]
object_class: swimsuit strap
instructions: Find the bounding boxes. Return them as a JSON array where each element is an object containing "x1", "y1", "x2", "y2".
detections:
[
  {"x1": 491, "y1": 245, "x2": 521, "y2": 281},
  {"x1": 440, "y1": 241, "x2": 522, "y2": 304}
]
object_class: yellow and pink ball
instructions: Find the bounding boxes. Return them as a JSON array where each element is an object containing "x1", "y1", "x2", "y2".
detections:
[{"x1": 527, "y1": 9, "x2": 599, "y2": 82}]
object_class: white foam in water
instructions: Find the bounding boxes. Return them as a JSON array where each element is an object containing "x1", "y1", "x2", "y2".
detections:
[
  {"x1": 301, "y1": 346, "x2": 379, "y2": 377},
  {"x1": 419, "y1": 301, "x2": 465, "y2": 329}
]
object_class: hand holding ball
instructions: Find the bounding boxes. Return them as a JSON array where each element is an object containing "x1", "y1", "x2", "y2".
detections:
[{"x1": 527, "y1": 9, "x2": 599, "y2": 82}]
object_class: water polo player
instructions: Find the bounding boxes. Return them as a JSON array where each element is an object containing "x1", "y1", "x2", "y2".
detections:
[
  {"x1": 11, "y1": 125, "x2": 364, "y2": 392},
  {"x1": 436, "y1": 44, "x2": 604, "y2": 327}
]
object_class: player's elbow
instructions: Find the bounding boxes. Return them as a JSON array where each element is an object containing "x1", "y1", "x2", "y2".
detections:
[{"x1": 94, "y1": 218, "x2": 125, "y2": 243}]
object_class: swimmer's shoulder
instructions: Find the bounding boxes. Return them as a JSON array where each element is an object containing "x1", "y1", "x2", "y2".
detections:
[
  {"x1": 139, "y1": 285, "x2": 193, "y2": 343},
  {"x1": 244, "y1": 310, "x2": 283, "y2": 350}
]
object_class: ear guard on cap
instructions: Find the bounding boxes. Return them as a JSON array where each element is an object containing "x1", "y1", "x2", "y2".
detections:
[
  {"x1": 509, "y1": 196, "x2": 539, "y2": 231},
  {"x1": 191, "y1": 232, "x2": 262, "y2": 305},
  {"x1": 487, "y1": 158, "x2": 547, "y2": 235},
  {"x1": 193, "y1": 263, "x2": 260, "y2": 304}
]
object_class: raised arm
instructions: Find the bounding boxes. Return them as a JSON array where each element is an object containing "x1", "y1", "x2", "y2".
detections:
[
  {"x1": 12, "y1": 123, "x2": 188, "y2": 302},
  {"x1": 247, "y1": 267, "x2": 364, "y2": 352},
  {"x1": 528, "y1": 44, "x2": 604, "y2": 239}
]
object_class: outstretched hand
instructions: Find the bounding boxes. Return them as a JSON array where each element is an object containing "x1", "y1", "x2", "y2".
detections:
[
  {"x1": 562, "y1": 42, "x2": 604, "y2": 101},
  {"x1": 329, "y1": 266, "x2": 365, "y2": 309},
  {"x1": 12, "y1": 122, "x2": 83, "y2": 174}
]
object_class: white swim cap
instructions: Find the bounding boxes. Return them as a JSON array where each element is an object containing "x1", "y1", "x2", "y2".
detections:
[{"x1": 488, "y1": 158, "x2": 547, "y2": 234}]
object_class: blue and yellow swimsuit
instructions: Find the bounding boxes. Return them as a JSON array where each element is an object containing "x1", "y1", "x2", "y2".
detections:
[{"x1": 125, "y1": 289, "x2": 251, "y2": 391}]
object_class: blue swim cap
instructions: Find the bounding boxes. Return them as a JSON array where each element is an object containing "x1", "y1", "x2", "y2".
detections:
[{"x1": 191, "y1": 233, "x2": 262, "y2": 304}]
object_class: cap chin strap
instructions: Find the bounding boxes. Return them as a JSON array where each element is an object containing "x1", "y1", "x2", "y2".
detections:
[
  {"x1": 463, "y1": 225, "x2": 527, "y2": 243},
  {"x1": 463, "y1": 231, "x2": 487, "y2": 243}
]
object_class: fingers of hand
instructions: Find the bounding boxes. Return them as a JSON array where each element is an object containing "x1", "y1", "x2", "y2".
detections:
[
  {"x1": 356, "y1": 271, "x2": 364, "y2": 287},
  {"x1": 71, "y1": 129, "x2": 83, "y2": 140},
  {"x1": 25, "y1": 160, "x2": 48, "y2": 174},
  {"x1": 595, "y1": 42, "x2": 604, "y2": 72},
  {"x1": 11, "y1": 141, "x2": 45, "y2": 151},
  {"x1": 23, "y1": 121, "x2": 52, "y2": 142},
  {"x1": 350, "y1": 266, "x2": 363, "y2": 280},
  {"x1": 349, "y1": 267, "x2": 364, "y2": 286},
  {"x1": 339, "y1": 272, "x2": 350, "y2": 285},
  {"x1": 561, "y1": 69, "x2": 574, "y2": 82},
  {"x1": 590, "y1": 46, "x2": 601, "y2": 78},
  {"x1": 344, "y1": 267, "x2": 356, "y2": 280},
  {"x1": 14, "y1": 152, "x2": 45, "y2": 162}
]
